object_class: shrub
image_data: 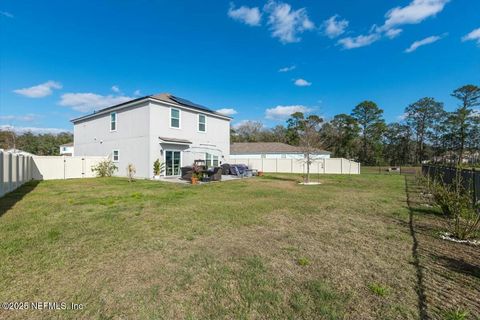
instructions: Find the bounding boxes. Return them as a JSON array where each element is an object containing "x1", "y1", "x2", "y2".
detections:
[
  {"x1": 126, "y1": 163, "x2": 136, "y2": 182},
  {"x1": 91, "y1": 159, "x2": 118, "y2": 177},
  {"x1": 426, "y1": 173, "x2": 480, "y2": 240},
  {"x1": 153, "y1": 159, "x2": 165, "y2": 176}
]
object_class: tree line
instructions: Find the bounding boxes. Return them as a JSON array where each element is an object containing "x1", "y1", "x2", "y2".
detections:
[
  {"x1": 0, "y1": 130, "x2": 73, "y2": 156},
  {"x1": 231, "y1": 84, "x2": 480, "y2": 166}
]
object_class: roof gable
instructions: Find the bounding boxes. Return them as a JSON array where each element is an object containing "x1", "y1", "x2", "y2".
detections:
[{"x1": 71, "y1": 93, "x2": 231, "y2": 123}]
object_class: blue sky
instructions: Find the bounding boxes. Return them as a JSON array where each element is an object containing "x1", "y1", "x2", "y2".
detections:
[{"x1": 1, "y1": 0, "x2": 479, "y2": 133}]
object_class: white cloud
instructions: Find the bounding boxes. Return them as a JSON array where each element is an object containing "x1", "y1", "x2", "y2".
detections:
[
  {"x1": 216, "y1": 108, "x2": 238, "y2": 116},
  {"x1": 337, "y1": 0, "x2": 448, "y2": 50},
  {"x1": 385, "y1": 28, "x2": 403, "y2": 39},
  {"x1": 405, "y1": 35, "x2": 443, "y2": 53},
  {"x1": 0, "y1": 11, "x2": 14, "y2": 18},
  {"x1": 462, "y1": 27, "x2": 480, "y2": 45},
  {"x1": 111, "y1": 85, "x2": 120, "y2": 93},
  {"x1": 59, "y1": 93, "x2": 133, "y2": 112},
  {"x1": 264, "y1": 0, "x2": 314, "y2": 44},
  {"x1": 228, "y1": 3, "x2": 262, "y2": 26},
  {"x1": 323, "y1": 15, "x2": 349, "y2": 39},
  {"x1": 265, "y1": 105, "x2": 312, "y2": 120},
  {"x1": 384, "y1": 0, "x2": 449, "y2": 29},
  {"x1": 13, "y1": 81, "x2": 62, "y2": 98},
  {"x1": 278, "y1": 65, "x2": 296, "y2": 72},
  {"x1": 294, "y1": 78, "x2": 312, "y2": 87},
  {"x1": 0, "y1": 114, "x2": 38, "y2": 122},
  {"x1": 134, "y1": 89, "x2": 141, "y2": 96},
  {"x1": 0, "y1": 124, "x2": 70, "y2": 135},
  {"x1": 337, "y1": 33, "x2": 381, "y2": 49}
]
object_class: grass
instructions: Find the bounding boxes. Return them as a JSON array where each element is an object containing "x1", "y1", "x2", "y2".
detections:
[
  {"x1": 368, "y1": 283, "x2": 390, "y2": 297},
  {"x1": 0, "y1": 173, "x2": 478, "y2": 319}
]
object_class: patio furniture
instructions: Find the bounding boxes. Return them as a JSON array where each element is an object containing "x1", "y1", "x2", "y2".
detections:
[
  {"x1": 181, "y1": 166, "x2": 193, "y2": 180},
  {"x1": 230, "y1": 164, "x2": 249, "y2": 177},
  {"x1": 221, "y1": 163, "x2": 231, "y2": 175},
  {"x1": 207, "y1": 167, "x2": 222, "y2": 181}
]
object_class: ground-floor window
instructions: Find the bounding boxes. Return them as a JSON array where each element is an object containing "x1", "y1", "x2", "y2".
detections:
[
  {"x1": 112, "y1": 150, "x2": 119, "y2": 162},
  {"x1": 165, "y1": 150, "x2": 181, "y2": 176},
  {"x1": 205, "y1": 153, "x2": 219, "y2": 167}
]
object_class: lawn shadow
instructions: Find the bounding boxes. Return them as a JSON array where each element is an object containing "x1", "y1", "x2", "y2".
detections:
[
  {"x1": 404, "y1": 175, "x2": 429, "y2": 320},
  {"x1": 261, "y1": 175, "x2": 300, "y2": 182},
  {"x1": 433, "y1": 254, "x2": 480, "y2": 279},
  {"x1": 0, "y1": 180, "x2": 40, "y2": 218}
]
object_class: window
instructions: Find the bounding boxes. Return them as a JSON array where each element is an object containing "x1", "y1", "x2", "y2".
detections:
[
  {"x1": 198, "y1": 114, "x2": 206, "y2": 132},
  {"x1": 205, "y1": 153, "x2": 219, "y2": 167},
  {"x1": 170, "y1": 108, "x2": 180, "y2": 128},
  {"x1": 62, "y1": 147, "x2": 67, "y2": 151},
  {"x1": 112, "y1": 150, "x2": 119, "y2": 162},
  {"x1": 110, "y1": 112, "x2": 117, "y2": 131}
]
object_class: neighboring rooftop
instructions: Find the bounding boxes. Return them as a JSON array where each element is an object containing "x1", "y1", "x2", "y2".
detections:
[
  {"x1": 71, "y1": 93, "x2": 232, "y2": 123},
  {"x1": 60, "y1": 142, "x2": 74, "y2": 147},
  {"x1": 230, "y1": 142, "x2": 331, "y2": 155}
]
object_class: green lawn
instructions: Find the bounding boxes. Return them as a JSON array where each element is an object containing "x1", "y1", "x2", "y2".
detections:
[{"x1": 0, "y1": 174, "x2": 478, "y2": 319}]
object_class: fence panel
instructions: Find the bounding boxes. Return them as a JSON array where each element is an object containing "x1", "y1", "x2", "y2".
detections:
[
  {"x1": 228, "y1": 158, "x2": 359, "y2": 174},
  {"x1": 32, "y1": 156, "x2": 106, "y2": 180},
  {"x1": 422, "y1": 165, "x2": 479, "y2": 203},
  {"x1": 0, "y1": 151, "x2": 33, "y2": 198}
]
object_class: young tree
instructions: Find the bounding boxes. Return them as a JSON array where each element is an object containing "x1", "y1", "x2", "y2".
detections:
[
  {"x1": 450, "y1": 85, "x2": 480, "y2": 164},
  {"x1": 404, "y1": 97, "x2": 444, "y2": 164},
  {"x1": 351, "y1": 101, "x2": 386, "y2": 165},
  {"x1": 286, "y1": 112, "x2": 323, "y2": 183}
]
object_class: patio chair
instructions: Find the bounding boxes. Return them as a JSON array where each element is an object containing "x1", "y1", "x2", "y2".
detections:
[
  {"x1": 208, "y1": 167, "x2": 223, "y2": 181},
  {"x1": 181, "y1": 166, "x2": 193, "y2": 180}
]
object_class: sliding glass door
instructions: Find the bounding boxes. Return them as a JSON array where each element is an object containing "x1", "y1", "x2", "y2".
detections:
[{"x1": 165, "y1": 151, "x2": 181, "y2": 176}]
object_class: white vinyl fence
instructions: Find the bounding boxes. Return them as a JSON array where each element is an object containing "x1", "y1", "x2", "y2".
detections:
[
  {"x1": 229, "y1": 158, "x2": 360, "y2": 174},
  {"x1": 0, "y1": 151, "x2": 107, "y2": 198},
  {"x1": 31, "y1": 156, "x2": 106, "y2": 180},
  {"x1": 0, "y1": 150, "x2": 34, "y2": 198}
]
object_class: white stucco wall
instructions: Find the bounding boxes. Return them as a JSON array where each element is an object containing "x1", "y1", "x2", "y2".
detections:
[
  {"x1": 73, "y1": 99, "x2": 231, "y2": 179},
  {"x1": 148, "y1": 101, "x2": 230, "y2": 177},
  {"x1": 73, "y1": 101, "x2": 151, "y2": 178}
]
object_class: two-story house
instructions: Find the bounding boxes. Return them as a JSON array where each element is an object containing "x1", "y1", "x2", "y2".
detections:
[{"x1": 71, "y1": 93, "x2": 232, "y2": 178}]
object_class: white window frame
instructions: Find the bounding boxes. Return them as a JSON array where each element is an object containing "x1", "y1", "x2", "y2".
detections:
[
  {"x1": 164, "y1": 150, "x2": 182, "y2": 176},
  {"x1": 198, "y1": 114, "x2": 207, "y2": 133},
  {"x1": 170, "y1": 108, "x2": 181, "y2": 129},
  {"x1": 112, "y1": 149, "x2": 119, "y2": 162},
  {"x1": 110, "y1": 112, "x2": 117, "y2": 132},
  {"x1": 205, "y1": 153, "x2": 219, "y2": 167}
]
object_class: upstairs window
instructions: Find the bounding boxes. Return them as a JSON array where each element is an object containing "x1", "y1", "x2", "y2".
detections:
[
  {"x1": 110, "y1": 112, "x2": 117, "y2": 131},
  {"x1": 198, "y1": 114, "x2": 206, "y2": 132},
  {"x1": 170, "y1": 108, "x2": 180, "y2": 128}
]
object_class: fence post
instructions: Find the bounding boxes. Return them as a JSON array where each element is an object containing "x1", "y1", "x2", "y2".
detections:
[
  {"x1": 0, "y1": 151, "x2": 4, "y2": 197},
  {"x1": 8, "y1": 153, "x2": 12, "y2": 193},
  {"x1": 15, "y1": 155, "x2": 19, "y2": 189}
]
